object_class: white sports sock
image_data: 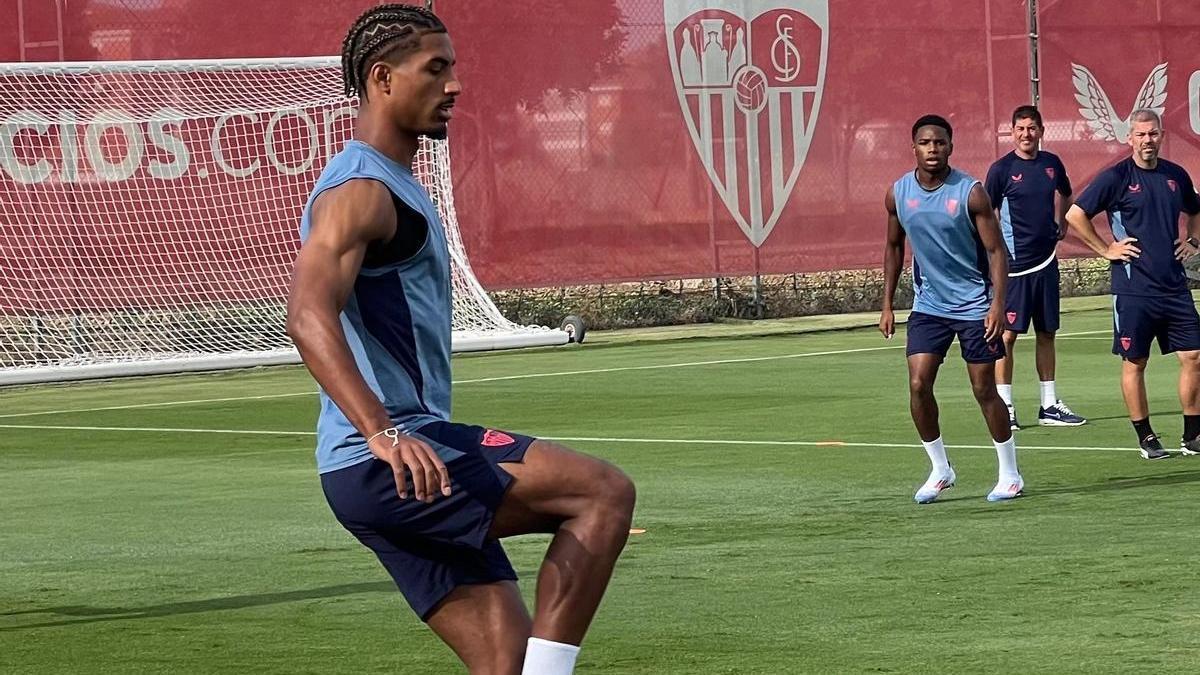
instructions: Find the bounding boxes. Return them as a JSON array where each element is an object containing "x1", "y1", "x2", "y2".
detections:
[
  {"x1": 921, "y1": 437, "x2": 950, "y2": 473},
  {"x1": 994, "y1": 436, "x2": 1019, "y2": 478},
  {"x1": 997, "y1": 384, "x2": 1013, "y2": 407},
  {"x1": 1040, "y1": 381, "x2": 1057, "y2": 409},
  {"x1": 522, "y1": 637, "x2": 580, "y2": 675}
]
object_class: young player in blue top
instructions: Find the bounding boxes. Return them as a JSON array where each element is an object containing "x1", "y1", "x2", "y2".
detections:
[
  {"x1": 286, "y1": 6, "x2": 635, "y2": 673},
  {"x1": 985, "y1": 106, "x2": 1086, "y2": 430},
  {"x1": 1066, "y1": 109, "x2": 1200, "y2": 460},
  {"x1": 880, "y1": 114, "x2": 1024, "y2": 504}
]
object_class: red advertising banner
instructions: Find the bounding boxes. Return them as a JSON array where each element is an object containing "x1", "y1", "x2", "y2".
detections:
[
  {"x1": 1037, "y1": 0, "x2": 1200, "y2": 257},
  {"x1": 4, "y1": 1, "x2": 1109, "y2": 294}
]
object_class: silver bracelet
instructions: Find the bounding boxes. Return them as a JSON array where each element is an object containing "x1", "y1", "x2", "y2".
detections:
[{"x1": 367, "y1": 427, "x2": 400, "y2": 445}]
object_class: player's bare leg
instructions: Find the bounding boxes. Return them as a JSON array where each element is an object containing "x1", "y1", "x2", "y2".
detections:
[
  {"x1": 426, "y1": 582, "x2": 531, "y2": 675},
  {"x1": 1121, "y1": 357, "x2": 1151, "y2": 421},
  {"x1": 1035, "y1": 330, "x2": 1056, "y2": 382},
  {"x1": 488, "y1": 441, "x2": 636, "y2": 671},
  {"x1": 967, "y1": 361, "x2": 1024, "y2": 501},
  {"x1": 908, "y1": 353, "x2": 943, "y2": 441},
  {"x1": 1122, "y1": 356, "x2": 1168, "y2": 459},
  {"x1": 995, "y1": 330, "x2": 1020, "y2": 428},
  {"x1": 908, "y1": 354, "x2": 955, "y2": 503}
]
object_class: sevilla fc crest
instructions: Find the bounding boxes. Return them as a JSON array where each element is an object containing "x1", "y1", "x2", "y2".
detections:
[{"x1": 665, "y1": 1, "x2": 829, "y2": 246}]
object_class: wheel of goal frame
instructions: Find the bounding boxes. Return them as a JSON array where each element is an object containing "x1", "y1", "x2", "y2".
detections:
[{"x1": 560, "y1": 315, "x2": 586, "y2": 344}]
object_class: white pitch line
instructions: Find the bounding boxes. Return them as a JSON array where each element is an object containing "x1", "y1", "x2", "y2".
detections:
[
  {"x1": 0, "y1": 329, "x2": 1110, "y2": 420},
  {"x1": 0, "y1": 392, "x2": 315, "y2": 420},
  {"x1": 0, "y1": 423, "x2": 1135, "y2": 453},
  {"x1": 0, "y1": 343, "x2": 904, "y2": 419},
  {"x1": 451, "y1": 344, "x2": 906, "y2": 384},
  {"x1": 545, "y1": 436, "x2": 1134, "y2": 453},
  {"x1": 0, "y1": 423, "x2": 314, "y2": 436}
]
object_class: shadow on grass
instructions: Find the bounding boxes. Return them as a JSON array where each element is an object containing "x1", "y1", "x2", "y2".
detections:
[
  {"x1": 0, "y1": 581, "x2": 395, "y2": 631},
  {"x1": 1033, "y1": 468, "x2": 1200, "y2": 496}
]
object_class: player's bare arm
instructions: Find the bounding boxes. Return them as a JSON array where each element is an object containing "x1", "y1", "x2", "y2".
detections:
[
  {"x1": 969, "y1": 184, "x2": 1007, "y2": 341},
  {"x1": 1064, "y1": 204, "x2": 1140, "y2": 262},
  {"x1": 880, "y1": 186, "x2": 905, "y2": 339},
  {"x1": 287, "y1": 178, "x2": 450, "y2": 502},
  {"x1": 1056, "y1": 191, "x2": 1074, "y2": 240}
]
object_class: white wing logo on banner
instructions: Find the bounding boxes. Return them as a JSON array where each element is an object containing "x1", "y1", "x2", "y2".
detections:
[
  {"x1": 1072, "y1": 62, "x2": 1168, "y2": 142},
  {"x1": 665, "y1": 1, "x2": 828, "y2": 247}
]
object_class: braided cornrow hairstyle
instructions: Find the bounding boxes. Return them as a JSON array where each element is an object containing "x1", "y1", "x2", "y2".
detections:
[{"x1": 340, "y1": 3, "x2": 447, "y2": 100}]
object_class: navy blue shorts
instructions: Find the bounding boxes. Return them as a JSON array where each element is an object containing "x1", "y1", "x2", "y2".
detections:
[
  {"x1": 906, "y1": 311, "x2": 1003, "y2": 363},
  {"x1": 1113, "y1": 293, "x2": 1200, "y2": 359},
  {"x1": 1005, "y1": 258, "x2": 1060, "y2": 334},
  {"x1": 320, "y1": 421, "x2": 536, "y2": 620}
]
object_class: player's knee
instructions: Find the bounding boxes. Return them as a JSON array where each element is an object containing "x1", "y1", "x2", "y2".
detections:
[
  {"x1": 971, "y1": 379, "x2": 998, "y2": 402},
  {"x1": 594, "y1": 466, "x2": 636, "y2": 525},
  {"x1": 909, "y1": 376, "x2": 934, "y2": 397},
  {"x1": 576, "y1": 464, "x2": 635, "y2": 541}
]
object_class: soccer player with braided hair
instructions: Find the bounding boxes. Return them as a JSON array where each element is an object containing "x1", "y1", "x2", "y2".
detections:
[{"x1": 287, "y1": 6, "x2": 636, "y2": 673}]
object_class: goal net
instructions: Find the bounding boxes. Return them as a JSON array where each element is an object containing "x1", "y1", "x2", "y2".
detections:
[{"x1": 0, "y1": 57, "x2": 566, "y2": 385}]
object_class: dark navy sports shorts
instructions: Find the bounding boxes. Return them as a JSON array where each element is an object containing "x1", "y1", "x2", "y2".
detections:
[
  {"x1": 320, "y1": 421, "x2": 535, "y2": 620},
  {"x1": 1112, "y1": 293, "x2": 1200, "y2": 360},
  {"x1": 906, "y1": 311, "x2": 1004, "y2": 364},
  {"x1": 1005, "y1": 258, "x2": 1060, "y2": 334}
]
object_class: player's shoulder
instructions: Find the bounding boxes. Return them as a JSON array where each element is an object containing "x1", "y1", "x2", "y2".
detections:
[
  {"x1": 1157, "y1": 157, "x2": 1192, "y2": 179},
  {"x1": 1093, "y1": 157, "x2": 1133, "y2": 184},
  {"x1": 1037, "y1": 149, "x2": 1066, "y2": 167},
  {"x1": 987, "y1": 151, "x2": 1016, "y2": 173},
  {"x1": 949, "y1": 167, "x2": 982, "y2": 188}
]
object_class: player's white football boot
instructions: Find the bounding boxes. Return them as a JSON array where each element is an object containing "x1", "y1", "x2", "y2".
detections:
[
  {"x1": 987, "y1": 474, "x2": 1025, "y2": 502},
  {"x1": 914, "y1": 467, "x2": 956, "y2": 504}
]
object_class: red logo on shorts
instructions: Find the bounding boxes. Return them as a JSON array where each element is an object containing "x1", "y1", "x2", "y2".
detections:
[
  {"x1": 1120, "y1": 336, "x2": 1132, "y2": 351},
  {"x1": 988, "y1": 342, "x2": 999, "y2": 353},
  {"x1": 481, "y1": 430, "x2": 515, "y2": 447},
  {"x1": 1006, "y1": 311, "x2": 1017, "y2": 324}
]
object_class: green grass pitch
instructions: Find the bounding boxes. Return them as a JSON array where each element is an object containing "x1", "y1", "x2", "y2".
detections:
[{"x1": 3, "y1": 302, "x2": 1199, "y2": 673}]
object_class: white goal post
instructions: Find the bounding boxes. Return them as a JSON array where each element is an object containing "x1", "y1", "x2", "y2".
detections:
[{"x1": 0, "y1": 56, "x2": 568, "y2": 386}]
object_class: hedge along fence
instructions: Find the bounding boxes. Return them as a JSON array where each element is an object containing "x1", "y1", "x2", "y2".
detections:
[{"x1": 492, "y1": 258, "x2": 1116, "y2": 331}]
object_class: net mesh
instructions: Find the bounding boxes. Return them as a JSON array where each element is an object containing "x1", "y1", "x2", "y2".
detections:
[{"x1": 0, "y1": 57, "x2": 555, "y2": 377}]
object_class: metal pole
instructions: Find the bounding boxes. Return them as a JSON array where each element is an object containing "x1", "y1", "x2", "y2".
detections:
[{"x1": 1028, "y1": 0, "x2": 1041, "y2": 106}]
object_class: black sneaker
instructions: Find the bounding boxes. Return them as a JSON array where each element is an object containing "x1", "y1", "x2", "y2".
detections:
[
  {"x1": 1181, "y1": 437, "x2": 1200, "y2": 456},
  {"x1": 1140, "y1": 434, "x2": 1170, "y2": 460}
]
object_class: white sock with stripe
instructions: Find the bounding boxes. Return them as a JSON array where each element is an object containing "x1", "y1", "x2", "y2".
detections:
[{"x1": 522, "y1": 638, "x2": 580, "y2": 675}]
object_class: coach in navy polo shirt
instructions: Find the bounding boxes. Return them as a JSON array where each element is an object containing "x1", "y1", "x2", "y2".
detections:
[{"x1": 1066, "y1": 108, "x2": 1200, "y2": 460}]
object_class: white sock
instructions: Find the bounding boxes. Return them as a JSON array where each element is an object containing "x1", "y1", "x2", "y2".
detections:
[
  {"x1": 522, "y1": 637, "x2": 580, "y2": 675},
  {"x1": 994, "y1": 436, "x2": 1019, "y2": 478},
  {"x1": 1040, "y1": 381, "x2": 1057, "y2": 409},
  {"x1": 921, "y1": 437, "x2": 950, "y2": 474},
  {"x1": 996, "y1": 384, "x2": 1013, "y2": 407}
]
